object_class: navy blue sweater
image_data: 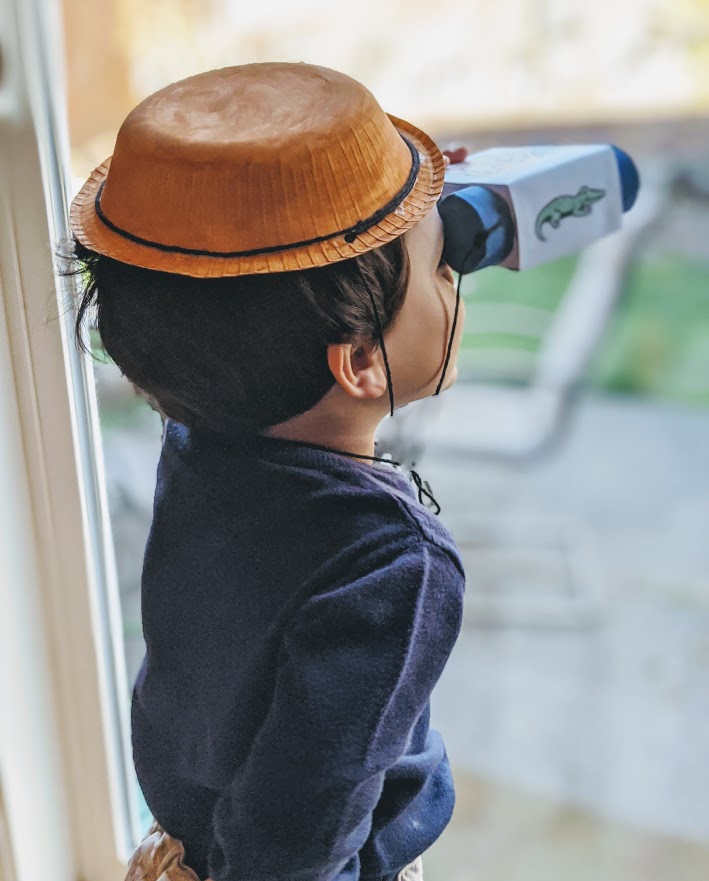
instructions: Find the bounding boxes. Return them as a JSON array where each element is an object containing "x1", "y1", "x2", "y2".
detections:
[{"x1": 131, "y1": 417, "x2": 465, "y2": 881}]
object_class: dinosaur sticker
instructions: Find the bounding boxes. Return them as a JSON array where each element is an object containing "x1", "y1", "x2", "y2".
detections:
[{"x1": 534, "y1": 185, "x2": 606, "y2": 242}]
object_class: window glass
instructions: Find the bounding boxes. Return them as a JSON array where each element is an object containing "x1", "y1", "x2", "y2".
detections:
[{"x1": 62, "y1": 1, "x2": 709, "y2": 874}]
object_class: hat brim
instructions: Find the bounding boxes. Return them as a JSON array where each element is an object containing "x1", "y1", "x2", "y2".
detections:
[{"x1": 68, "y1": 113, "x2": 445, "y2": 278}]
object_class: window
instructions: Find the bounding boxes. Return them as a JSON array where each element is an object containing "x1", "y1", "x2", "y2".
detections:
[{"x1": 2, "y1": 1, "x2": 706, "y2": 879}]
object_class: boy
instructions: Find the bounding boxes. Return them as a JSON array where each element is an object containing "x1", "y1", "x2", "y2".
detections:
[{"x1": 63, "y1": 61, "x2": 467, "y2": 881}]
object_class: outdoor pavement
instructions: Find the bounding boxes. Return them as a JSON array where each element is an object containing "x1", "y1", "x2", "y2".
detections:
[{"x1": 398, "y1": 386, "x2": 709, "y2": 881}]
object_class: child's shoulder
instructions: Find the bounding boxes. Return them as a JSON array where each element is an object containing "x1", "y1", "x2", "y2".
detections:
[
  {"x1": 161, "y1": 417, "x2": 464, "y2": 576},
  {"x1": 291, "y1": 455, "x2": 464, "y2": 580}
]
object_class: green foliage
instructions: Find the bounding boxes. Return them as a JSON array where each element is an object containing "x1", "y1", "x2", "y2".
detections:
[
  {"x1": 456, "y1": 255, "x2": 578, "y2": 383},
  {"x1": 457, "y1": 251, "x2": 709, "y2": 407},
  {"x1": 460, "y1": 254, "x2": 578, "y2": 311},
  {"x1": 589, "y1": 253, "x2": 709, "y2": 407}
]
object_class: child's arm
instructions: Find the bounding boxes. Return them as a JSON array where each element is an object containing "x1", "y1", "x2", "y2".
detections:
[{"x1": 206, "y1": 534, "x2": 465, "y2": 881}]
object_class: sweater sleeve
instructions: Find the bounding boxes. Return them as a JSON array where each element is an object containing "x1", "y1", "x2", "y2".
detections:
[{"x1": 206, "y1": 536, "x2": 465, "y2": 881}]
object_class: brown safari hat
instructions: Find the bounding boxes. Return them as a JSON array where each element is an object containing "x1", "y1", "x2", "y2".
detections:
[{"x1": 69, "y1": 61, "x2": 445, "y2": 278}]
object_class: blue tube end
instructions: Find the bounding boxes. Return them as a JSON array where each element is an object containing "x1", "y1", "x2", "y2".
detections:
[{"x1": 610, "y1": 144, "x2": 640, "y2": 213}]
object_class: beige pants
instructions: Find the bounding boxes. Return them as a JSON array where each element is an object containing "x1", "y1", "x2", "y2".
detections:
[
  {"x1": 124, "y1": 819, "x2": 423, "y2": 881},
  {"x1": 395, "y1": 854, "x2": 424, "y2": 881}
]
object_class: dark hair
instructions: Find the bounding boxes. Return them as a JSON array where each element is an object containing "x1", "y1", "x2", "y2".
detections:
[{"x1": 54, "y1": 235, "x2": 410, "y2": 439}]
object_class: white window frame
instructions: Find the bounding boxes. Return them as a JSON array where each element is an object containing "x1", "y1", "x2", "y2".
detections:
[{"x1": 0, "y1": 0, "x2": 141, "y2": 879}]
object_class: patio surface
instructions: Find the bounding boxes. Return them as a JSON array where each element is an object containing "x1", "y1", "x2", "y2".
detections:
[{"x1": 404, "y1": 387, "x2": 709, "y2": 881}]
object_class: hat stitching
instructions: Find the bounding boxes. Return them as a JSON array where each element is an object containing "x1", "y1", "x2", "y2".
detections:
[{"x1": 91, "y1": 134, "x2": 421, "y2": 259}]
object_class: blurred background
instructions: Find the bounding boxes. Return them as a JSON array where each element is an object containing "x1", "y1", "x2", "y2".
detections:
[{"x1": 62, "y1": 1, "x2": 709, "y2": 879}]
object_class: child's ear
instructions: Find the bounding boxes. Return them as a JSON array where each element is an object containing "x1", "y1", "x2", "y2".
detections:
[{"x1": 326, "y1": 340, "x2": 388, "y2": 400}]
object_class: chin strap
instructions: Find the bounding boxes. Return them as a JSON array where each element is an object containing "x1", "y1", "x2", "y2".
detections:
[
  {"x1": 434, "y1": 268, "x2": 464, "y2": 395},
  {"x1": 365, "y1": 286, "x2": 397, "y2": 419}
]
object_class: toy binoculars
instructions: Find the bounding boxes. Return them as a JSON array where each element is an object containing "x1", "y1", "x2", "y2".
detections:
[{"x1": 438, "y1": 144, "x2": 640, "y2": 275}]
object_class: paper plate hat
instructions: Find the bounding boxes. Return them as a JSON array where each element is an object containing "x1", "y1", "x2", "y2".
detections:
[{"x1": 69, "y1": 61, "x2": 446, "y2": 277}]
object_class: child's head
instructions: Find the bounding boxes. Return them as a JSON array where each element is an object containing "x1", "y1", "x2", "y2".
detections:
[{"x1": 60, "y1": 62, "x2": 464, "y2": 444}]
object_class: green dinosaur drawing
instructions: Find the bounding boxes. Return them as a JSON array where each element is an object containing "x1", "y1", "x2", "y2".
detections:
[{"x1": 535, "y1": 185, "x2": 606, "y2": 242}]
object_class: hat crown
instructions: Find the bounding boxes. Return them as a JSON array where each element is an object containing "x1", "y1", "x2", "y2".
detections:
[
  {"x1": 99, "y1": 63, "x2": 414, "y2": 254},
  {"x1": 69, "y1": 62, "x2": 444, "y2": 276},
  {"x1": 122, "y1": 64, "x2": 363, "y2": 151}
]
